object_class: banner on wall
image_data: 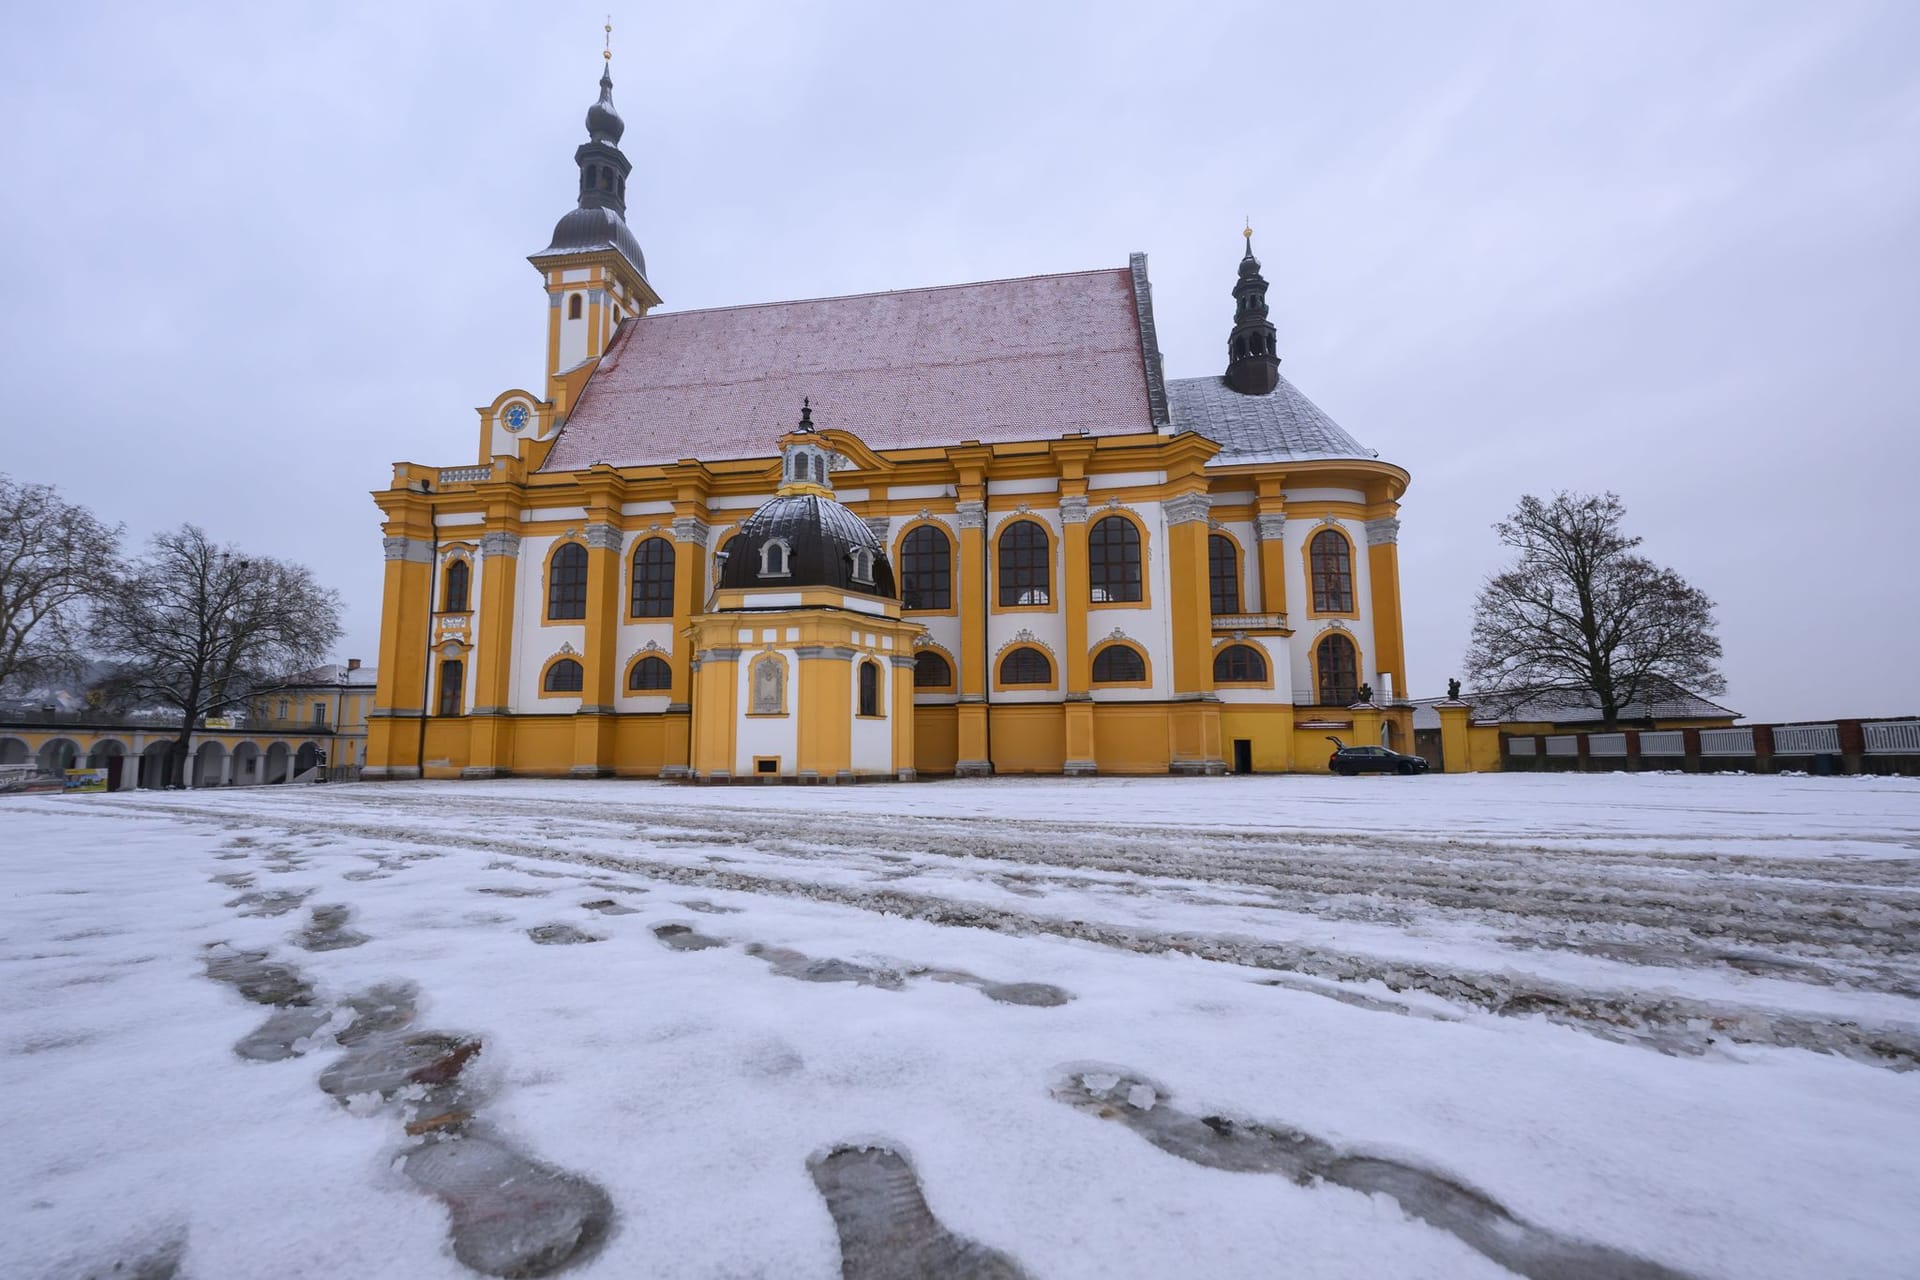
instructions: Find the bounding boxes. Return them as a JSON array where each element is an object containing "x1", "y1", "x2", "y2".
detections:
[{"x1": 63, "y1": 768, "x2": 109, "y2": 793}]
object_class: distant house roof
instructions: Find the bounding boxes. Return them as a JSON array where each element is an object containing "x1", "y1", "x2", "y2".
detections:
[
  {"x1": 1410, "y1": 681, "x2": 1738, "y2": 731},
  {"x1": 542, "y1": 266, "x2": 1159, "y2": 470},
  {"x1": 1167, "y1": 373, "x2": 1375, "y2": 463},
  {"x1": 285, "y1": 664, "x2": 378, "y2": 690}
]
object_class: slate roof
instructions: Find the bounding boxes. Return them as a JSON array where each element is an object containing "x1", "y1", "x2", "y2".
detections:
[
  {"x1": 715, "y1": 495, "x2": 895, "y2": 599},
  {"x1": 1167, "y1": 374, "x2": 1375, "y2": 464},
  {"x1": 542, "y1": 267, "x2": 1156, "y2": 471}
]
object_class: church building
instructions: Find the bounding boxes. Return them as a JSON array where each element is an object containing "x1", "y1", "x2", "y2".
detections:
[{"x1": 365, "y1": 57, "x2": 1413, "y2": 781}]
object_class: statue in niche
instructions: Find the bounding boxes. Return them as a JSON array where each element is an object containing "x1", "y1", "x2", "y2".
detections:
[{"x1": 751, "y1": 657, "x2": 785, "y2": 715}]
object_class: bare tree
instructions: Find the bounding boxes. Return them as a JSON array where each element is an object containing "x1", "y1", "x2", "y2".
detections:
[
  {"x1": 1465, "y1": 492, "x2": 1724, "y2": 727},
  {"x1": 0, "y1": 474, "x2": 123, "y2": 697},
  {"x1": 92, "y1": 525, "x2": 343, "y2": 786}
]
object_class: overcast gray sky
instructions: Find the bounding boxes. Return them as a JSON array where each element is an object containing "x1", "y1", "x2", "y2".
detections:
[{"x1": 3, "y1": 1, "x2": 1915, "y2": 722}]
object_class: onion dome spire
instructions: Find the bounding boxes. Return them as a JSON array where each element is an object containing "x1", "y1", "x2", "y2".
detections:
[
  {"x1": 1225, "y1": 221, "x2": 1281, "y2": 396},
  {"x1": 586, "y1": 21, "x2": 625, "y2": 145}
]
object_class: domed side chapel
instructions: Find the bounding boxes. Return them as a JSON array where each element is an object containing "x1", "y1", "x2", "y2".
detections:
[{"x1": 366, "y1": 52, "x2": 1415, "y2": 782}]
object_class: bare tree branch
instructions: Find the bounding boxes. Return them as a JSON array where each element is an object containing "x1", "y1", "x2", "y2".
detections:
[
  {"x1": 91, "y1": 525, "x2": 343, "y2": 786},
  {"x1": 1464, "y1": 492, "x2": 1724, "y2": 727},
  {"x1": 0, "y1": 474, "x2": 123, "y2": 697}
]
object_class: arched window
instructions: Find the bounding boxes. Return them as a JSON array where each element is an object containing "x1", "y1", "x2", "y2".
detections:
[
  {"x1": 585, "y1": 164, "x2": 598, "y2": 190},
  {"x1": 1213, "y1": 644, "x2": 1268, "y2": 684},
  {"x1": 813, "y1": 455, "x2": 826, "y2": 483},
  {"x1": 547, "y1": 543, "x2": 587, "y2": 619},
  {"x1": 858, "y1": 660, "x2": 881, "y2": 717},
  {"x1": 568, "y1": 293, "x2": 583, "y2": 320},
  {"x1": 599, "y1": 168, "x2": 612, "y2": 191},
  {"x1": 437, "y1": 659, "x2": 464, "y2": 716},
  {"x1": 760, "y1": 538, "x2": 791, "y2": 577},
  {"x1": 1089, "y1": 516, "x2": 1143, "y2": 603},
  {"x1": 997, "y1": 520, "x2": 1050, "y2": 606},
  {"x1": 999, "y1": 647, "x2": 1052, "y2": 686},
  {"x1": 849, "y1": 547, "x2": 875, "y2": 586},
  {"x1": 629, "y1": 538, "x2": 675, "y2": 617},
  {"x1": 1208, "y1": 534, "x2": 1239, "y2": 615},
  {"x1": 900, "y1": 525, "x2": 951, "y2": 611},
  {"x1": 1316, "y1": 634, "x2": 1359, "y2": 705},
  {"x1": 1310, "y1": 529, "x2": 1354, "y2": 613},
  {"x1": 544, "y1": 658, "x2": 584, "y2": 693},
  {"x1": 442, "y1": 559, "x2": 470, "y2": 612},
  {"x1": 913, "y1": 650, "x2": 952, "y2": 689},
  {"x1": 628, "y1": 655, "x2": 672, "y2": 691},
  {"x1": 1091, "y1": 644, "x2": 1146, "y2": 684}
]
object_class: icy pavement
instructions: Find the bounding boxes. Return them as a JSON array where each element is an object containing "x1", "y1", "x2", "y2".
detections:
[{"x1": 3, "y1": 773, "x2": 1918, "y2": 1278}]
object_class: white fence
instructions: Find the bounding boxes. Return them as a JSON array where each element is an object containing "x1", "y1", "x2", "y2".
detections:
[
  {"x1": 1865, "y1": 721, "x2": 1920, "y2": 754},
  {"x1": 1700, "y1": 728, "x2": 1756, "y2": 756},
  {"x1": 1772, "y1": 723, "x2": 1841, "y2": 755},
  {"x1": 1588, "y1": 733, "x2": 1628, "y2": 757},
  {"x1": 1639, "y1": 730, "x2": 1686, "y2": 756},
  {"x1": 1506, "y1": 736, "x2": 1537, "y2": 756},
  {"x1": 1545, "y1": 735, "x2": 1579, "y2": 756}
]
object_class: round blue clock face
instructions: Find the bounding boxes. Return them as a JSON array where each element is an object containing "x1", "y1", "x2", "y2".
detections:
[{"x1": 504, "y1": 404, "x2": 529, "y2": 432}]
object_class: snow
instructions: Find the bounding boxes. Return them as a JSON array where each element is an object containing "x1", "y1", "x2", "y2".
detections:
[{"x1": 4, "y1": 773, "x2": 1919, "y2": 1278}]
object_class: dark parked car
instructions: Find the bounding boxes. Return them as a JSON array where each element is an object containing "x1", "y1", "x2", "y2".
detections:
[{"x1": 1327, "y1": 739, "x2": 1429, "y2": 776}]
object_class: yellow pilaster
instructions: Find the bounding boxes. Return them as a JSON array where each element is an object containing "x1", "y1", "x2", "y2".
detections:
[
  {"x1": 890, "y1": 654, "x2": 916, "y2": 779},
  {"x1": 367, "y1": 490, "x2": 434, "y2": 779},
  {"x1": 1365, "y1": 512, "x2": 1406, "y2": 700},
  {"x1": 797, "y1": 647, "x2": 853, "y2": 781},
  {"x1": 1165, "y1": 481, "x2": 1225, "y2": 774},
  {"x1": 1255, "y1": 475, "x2": 1289, "y2": 617},
  {"x1": 953, "y1": 452, "x2": 990, "y2": 776},
  {"x1": 571, "y1": 472, "x2": 623, "y2": 776},
  {"x1": 1350, "y1": 702, "x2": 1385, "y2": 749},
  {"x1": 466, "y1": 517, "x2": 522, "y2": 777}
]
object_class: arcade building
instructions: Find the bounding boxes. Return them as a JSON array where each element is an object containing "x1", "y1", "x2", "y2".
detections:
[{"x1": 365, "y1": 58, "x2": 1414, "y2": 781}]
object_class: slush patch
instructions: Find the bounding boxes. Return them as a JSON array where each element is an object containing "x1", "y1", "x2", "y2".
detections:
[
  {"x1": 809, "y1": 1145, "x2": 1029, "y2": 1280},
  {"x1": 402, "y1": 1132, "x2": 612, "y2": 1277},
  {"x1": 653, "y1": 923, "x2": 726, "y2": 951},
  {"x1": 296, "y1": 903, "x2": 370, "y2": 951},
  {"x1": 528, "y1": 924, "x2": 602, "y2": 946},
  {"x1": 1053, "y1": 1066, "x2": 1696, "y2": 1280}
]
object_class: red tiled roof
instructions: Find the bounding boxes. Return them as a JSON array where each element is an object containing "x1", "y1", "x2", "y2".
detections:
[{"x1": 541, "y1": 267, "x2": 1155, "y2": 470}]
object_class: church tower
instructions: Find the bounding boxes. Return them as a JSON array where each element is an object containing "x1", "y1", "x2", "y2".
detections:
[
  {"x1": 1224, "y1": 226, "x2": 1280, "y2": 395},
  {"x1": 528, "y1": 31, "x2": 662, "y2": 403}
]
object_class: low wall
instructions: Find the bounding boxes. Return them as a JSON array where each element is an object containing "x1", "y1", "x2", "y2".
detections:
[{"x1": 1499, "y1": 718, "x2": 1920, "y2": 776}]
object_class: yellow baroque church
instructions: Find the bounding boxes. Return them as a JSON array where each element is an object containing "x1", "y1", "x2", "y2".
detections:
[{"x1": 366, "y1": 59, "x2": 1414, "y2": 782}]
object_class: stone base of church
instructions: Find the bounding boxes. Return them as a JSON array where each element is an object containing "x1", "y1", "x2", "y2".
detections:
[
  {"x1": 954, "y1": 759, "x2": 994, "y2": 778},
  {"x1": 1062, "y1": 759, "x2": 1100, "y2": 777},
  {"x1": 567, "y1": 764, "x2": 612, "y2": 778},
  {"x1": 459, "y1": 765, "x2": 510, "y2": 779},
  {"x1": 360, "y1": 765, "x2": 421, "y2": 781},
  {"x1": 1169, "y1": 760, "x2": 1229, "y2": 776}
]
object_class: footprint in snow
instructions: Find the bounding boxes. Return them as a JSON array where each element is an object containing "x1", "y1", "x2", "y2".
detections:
[
  {"x1": 810, "y1": 1145, "x2": 1029, "y2": 1280},
  {"x1": 1050, "y1": 1065, "x2": 1697, "y2": 1280}
]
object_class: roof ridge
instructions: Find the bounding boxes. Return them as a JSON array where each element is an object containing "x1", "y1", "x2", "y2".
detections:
[{"x1": 640, "y1": 265, "x2": 1132, "y2": 321}]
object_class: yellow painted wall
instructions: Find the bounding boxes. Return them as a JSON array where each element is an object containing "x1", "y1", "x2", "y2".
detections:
[
  {"x1": 914, "y1": 705, "x2": 959, "y2": 775},
  {"x1": 1218, "y1": 705, "x2": 1297, "y2": 773},
  {"x1": 990, "y1": 704, "x2": 1065, "y2": 773},
  {"x1": 1093, "y1": 704, "x2": 1174, "y2": 773}
]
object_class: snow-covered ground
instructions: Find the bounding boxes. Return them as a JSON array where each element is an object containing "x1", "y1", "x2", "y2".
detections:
[{"x1": 4, "y1": 773, "x2": 1919, "y2": 1279}]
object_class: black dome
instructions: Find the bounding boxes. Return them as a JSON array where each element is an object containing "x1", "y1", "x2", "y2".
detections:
[
  {"x1": 718, "y1": 495, "x2": 896, "y2": 598},
  {"x1": 586, "y1": 69, "x2": 625, "y2": 145},
  {"x1": 538, "y1": 206, "x2": 647, "y2": 279}
]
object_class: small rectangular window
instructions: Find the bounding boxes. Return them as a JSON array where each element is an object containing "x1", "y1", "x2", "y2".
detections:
[
  {"x1": 313, "y1": 702, "x2": 327, "y2": 724},
  {"x1": 755, "y1": 757, "x2": 779, "y2": 774}
]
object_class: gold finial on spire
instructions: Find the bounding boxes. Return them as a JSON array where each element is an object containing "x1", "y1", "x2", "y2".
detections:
[
  {"x1": 603, "y1": 15, "x2": 613, "y2": 61},
  {"x1": 1243, "y1": 216, "x2": 1253, "y2": 240}
]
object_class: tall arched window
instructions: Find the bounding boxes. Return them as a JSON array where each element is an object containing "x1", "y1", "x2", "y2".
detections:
[
  {"x1": 760, "y1": 538, "x2": 791, "y2": 577},
  {"x1": 850, "y1": 547, "x2": 876, "y2": 585},
  {"x1": 997, "y1": 520, "x2": 1050, "y2": 606},
  {"x1": 437, "y1": 659, "x2": 464, "y2": 716},
  {"x1": 567, "y1": 293, "x2": 583, "y2": 319},
  {"x1": 547, "y1": 544, "x2": 587, "y2": 619},
  {"x1": 442, "y1": 559, "x2": 470, "y2": 612},
  {"x1": 1091, "y1": 644, "x2": 1146, "y2": 684},
  {"x1": 999, "y1": 647, "x2": 1052, "y2": 686},
  {"x1": 628, "y1": 655, "x2": 672, "y2": 691},
  {"x1": 1316, "y1": 634, "x2": 1359, "y2": 705},
  {"x1": 1208, "y1": 534, "x2": 1239, "y2": 615},
  {"x1": 858, "y1": 660, "x2": 881, "y2": 717},
  {"x1": 544, "y1": 658, "x2": 584, "y2": 693},
  {"x1": 901, "y1": 525, "x2": 951, "y2": 611},
  {"x1": 913, "y1": 650, "x2": 952, "y2": 689},
  {"x1": 1213, "y1": 644, "x2": 1267, "y2": 684},
  {"x1": 629, "y1": 538, "x2": 675, "y2": 617},
  {"x1": 1089, "y1": 516, "x2": 1143, "y2": 603},
  {"x1": 1310, "y1": 529, "x2": 1354, "y2": 613}
]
